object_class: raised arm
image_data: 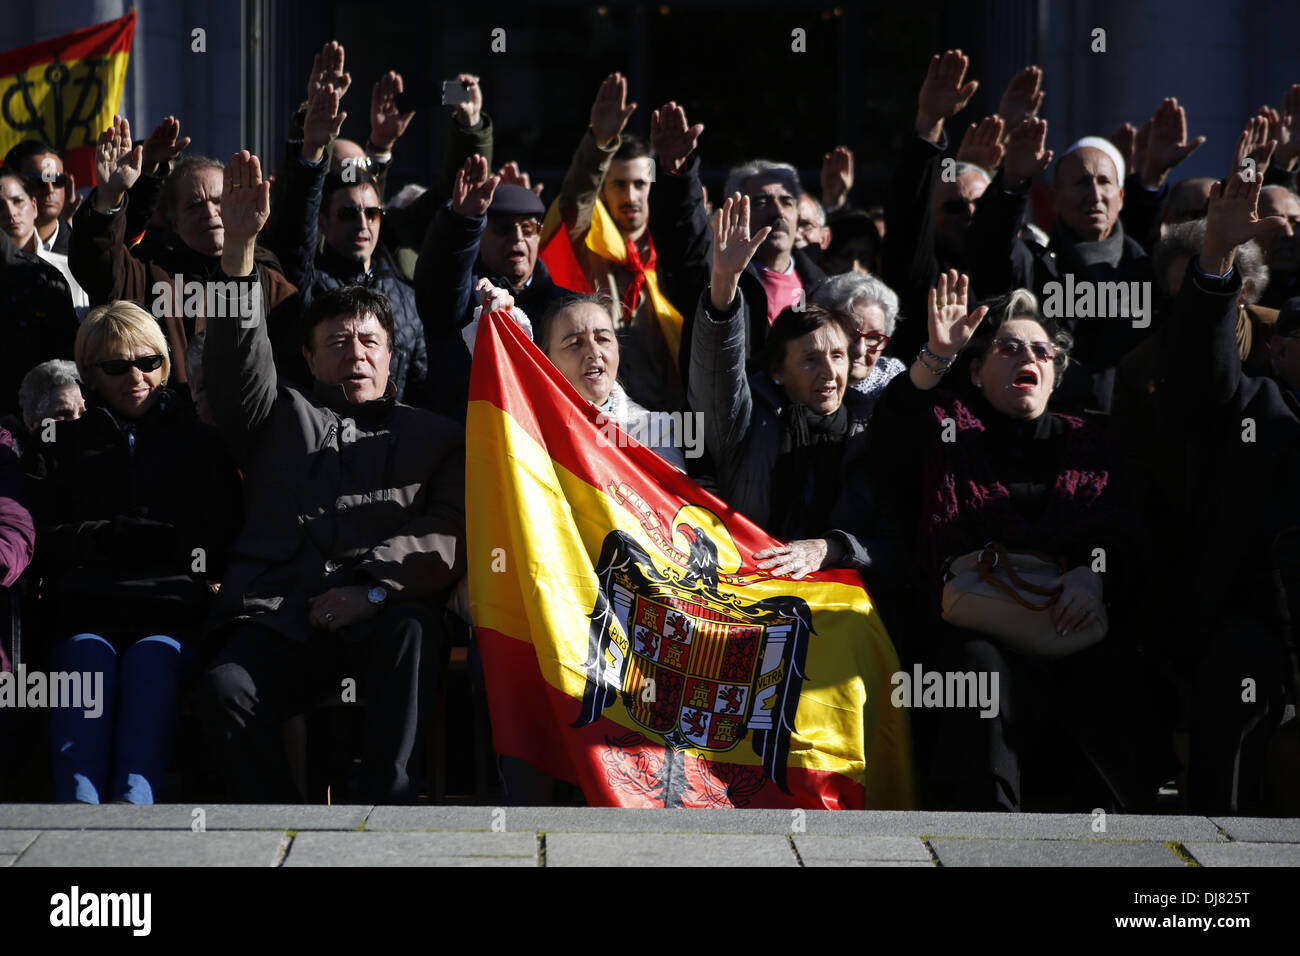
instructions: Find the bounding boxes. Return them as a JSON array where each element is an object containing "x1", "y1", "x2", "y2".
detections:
[
  {"x1": 68, "y1": 115, "x2": 148, "y2": 305},
  {"x1": 561, "y1": 73, "x2": 638, "y2": 236},
  {"x1": 1170, "y1": 139, "x2": 1291, "y2": 411},
  {"x1": 204, "y1": 151, "x2": 279, "y2": 459},
  {"x1": 689, "y1": 194, "x2": 771, "y2": 473},
  {"x1": 413, "y1": 154, "x2": 499, "y2": 334}
]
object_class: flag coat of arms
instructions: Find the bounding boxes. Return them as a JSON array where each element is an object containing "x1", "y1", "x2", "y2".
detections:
[
  {"x1": 466, "y1": 310, "x2": 914, "y2": 809},
  {"x1": 0, "y1": 11, "x2": 136, "y2": 186}
]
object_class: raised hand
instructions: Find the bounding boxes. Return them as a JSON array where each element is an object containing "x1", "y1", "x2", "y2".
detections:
[
  {"x1": 821, "y1": 146, "x2": 854, "y2": 212},
  {"x1": 1142, "y1": 97, "x2": 1206, "y2": 188},
  {"x1": 140, "y1": 116, "x2": 191, "y2": 175},
  {"x1": 1232, "y1": 114, "x2": 1272, "y2": 181},
  {"x1": 710, "y1": 193, "x2": 771, "y2": 310},
  {"x1": 497, "y1": 161, "x2": 544, "y2": 198},
  {"x1": 916, "y1": 49, "x2": 979, "y2": 143},
  {"x1": 1203, "y1": 140, "x2": 1292, "y2": 275},
  {"x1": 61, "y1": 172, "x2": 81, "y2": 221},
  {"x1": 650, "y1": 101, "x2": 704, "y2": 175},
  {"x1": 452, "y1": 154, "x2": 500, "y2": 217},
  {"x1": 92, "y1": 115, "x2": 143, "y2": 213},
  {"x1": 1003, "y1": 117, "x2": 1053, "y2": 189},
  {"x1": 1108, "y1": 122, "x2": 1138, "y2": 174},
  {"x1": 452, "y1": 73, "x2": 483, "y2": 128},
  {"x1": 307, "y1": 41, "x2": 351, "y2": 101},
  {"x1": 302, "y1": 84, "x2": 346, "y2": 163},
  {"x1": 927, "y1": 269, "x2": 988, "y2": 356},
  {"x1": 996, "y1": 65, "x2": 1044, "y2": 131},
  {"x1": 1262, "y1": 85, "x2": 1300, "y2": 171},
  {"x1": 590, "y1": 72, "x2": 637, "y2": 147},
  {"x1": 956, "y1": 115, "x2": 1005, "y2": 171},
  {"x1": 370, "y1": 70, "x2": 415, "y2": 152},
  {"x1": 222, "y1": 151, "x2": 271, "y2": 245}
]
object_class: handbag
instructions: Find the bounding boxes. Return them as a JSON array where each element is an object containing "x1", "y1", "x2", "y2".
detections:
[{"x1": 941, "y1": 541, "x2": 1108, "y2": 656}]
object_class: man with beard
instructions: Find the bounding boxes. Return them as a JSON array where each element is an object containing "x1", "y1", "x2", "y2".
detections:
[{"x1": 4, "y1": 141, "x2": 74, "y2": 255}]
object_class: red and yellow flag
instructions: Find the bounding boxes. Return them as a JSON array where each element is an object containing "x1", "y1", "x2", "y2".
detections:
[
  {"x1": 539, "y1": 196, "x2": 685, "y2": 362},
  {"x1": 466, "y1": 310, "x2": 914, "y2": 809},
  {"x1": 0, "y1": 11, "x2": 136, "y2": 186}
]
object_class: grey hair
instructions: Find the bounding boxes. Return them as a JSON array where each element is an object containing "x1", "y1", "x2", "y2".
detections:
[
  {"x1": 185, "y1": 329, "x2": 207, "y2": 382},
  {"x1": 163, "y1": 154, "x2": 225, "y2": 225},
  {"x1": 798, "y1": 192, "x2": 826, "y2": 227},
  {"x1": 953, "y1": 161, "x2": 992, "y2": 185},
  {"x1": 18, "y1": 359, "x2": 80, "y2": 426},
  {"x1": 723, "y1": 159, "x2": 801, "y2": 203},
  {"x1": 1152, "y1": 220, "x2": 1267, "y2": 305},
  {"x1": 1153, "y1": 219, "x2": 1206, "y2": 297},
  {"x1": 811, "y1": 273, "x2": 902, "y2": 336}
]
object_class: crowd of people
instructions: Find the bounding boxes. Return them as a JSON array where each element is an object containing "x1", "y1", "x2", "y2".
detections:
[{"x1": 1, "y1": 37, "x2": 1298, "y2": 814}]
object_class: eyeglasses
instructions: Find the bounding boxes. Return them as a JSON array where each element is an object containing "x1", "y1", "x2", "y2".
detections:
[
  {"x1": 96, "y1": 354, "x2": 165, "y2": 376},
  {"x1": 991, "y1": 337, "x2": 1058, "y2": 362},
  {"x1": 488, "y1": 218, "x2": 542, "y2": 238},
  {"x1": 26, "y1": 172, "x2": 67, "y2": 189},
  {"x1": 336, "y1": 204, "x2": 385, "y2": 224},
  {"x1": 851, "y1": 330, "x2": 890, "y2": 353}
]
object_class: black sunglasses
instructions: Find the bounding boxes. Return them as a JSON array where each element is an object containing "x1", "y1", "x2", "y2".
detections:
[
  {"x1": 26, "y1": 172, "x2": 68, "y2": 189},
  {"x1": 96, "y1": 354, "x2": 164, "y2": 376},
  {"x1": 337, "y1": 204, "x2": 385, "y2": 223}
]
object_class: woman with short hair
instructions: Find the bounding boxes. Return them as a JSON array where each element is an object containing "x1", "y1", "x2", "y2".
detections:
[
  {"x1": 26, "y1": 300, "x2": 241, "y2": 803},
  {"x1": 811, "y1": 272, "x2": 906, "y2": 412},
  {"x1": 689, "y1": 194, "x2": 874, "y2": 573}
]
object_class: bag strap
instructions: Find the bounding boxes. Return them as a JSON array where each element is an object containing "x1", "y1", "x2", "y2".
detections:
[{"x1": 977, "y1": 542, "x2": 1061, "y2": 611}]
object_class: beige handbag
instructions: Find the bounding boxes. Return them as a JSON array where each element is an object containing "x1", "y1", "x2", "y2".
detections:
[{"x1": 941, "y1": 541, "x2": 1108, "y2": 656}]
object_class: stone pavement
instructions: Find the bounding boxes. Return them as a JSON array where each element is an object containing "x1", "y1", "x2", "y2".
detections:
[{"x1": 1, "y1": 805, "x2": 1298, "y2": 866}]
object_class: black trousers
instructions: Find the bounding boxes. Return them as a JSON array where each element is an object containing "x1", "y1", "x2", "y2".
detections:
[
  {"x1": 196, "y1": 602, "x2": 444, "y2": 804},
  {"x1": 907, "y1": 624, "x2": 1176, "y2": 812}
]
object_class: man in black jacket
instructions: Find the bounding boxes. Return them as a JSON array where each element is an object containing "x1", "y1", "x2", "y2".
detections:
[
  {"x1": 197, "y1": 151, "x2": 465, "y2": 805},
  {"x1": 648, "y1": 102, "x2": 826, "y2": 389}
]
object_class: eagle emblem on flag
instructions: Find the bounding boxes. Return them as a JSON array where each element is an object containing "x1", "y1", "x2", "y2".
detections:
[{"x1": 571, "y1": 505, "x2": 812, "y2": 795}]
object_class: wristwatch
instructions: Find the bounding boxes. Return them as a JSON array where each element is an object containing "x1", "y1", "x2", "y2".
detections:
[{"x1": 366, "y1": 586, "x2": 388, "y2": 608}]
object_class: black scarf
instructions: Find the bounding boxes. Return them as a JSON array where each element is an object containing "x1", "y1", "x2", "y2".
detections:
[{"x1": 768, "y1": 401, "x2": 851, "y2": 540}]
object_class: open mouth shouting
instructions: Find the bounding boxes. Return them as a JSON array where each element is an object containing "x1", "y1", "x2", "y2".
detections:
[{"x1": 1010, "y1": 367, "x2": 1040, "y2": 392}]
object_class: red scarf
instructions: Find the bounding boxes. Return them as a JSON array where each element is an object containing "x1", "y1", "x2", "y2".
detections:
[{"x1": 621, "y1": 234, "x2": 657, "y2": 322}]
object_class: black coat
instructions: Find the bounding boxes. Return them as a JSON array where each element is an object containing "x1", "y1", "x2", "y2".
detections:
[
  {"x1": 0, "y1": 231, "x2": 78, "y2": 419},
  {"x1": 24, "y1": 389, "x2": 243, "y2": 648}
]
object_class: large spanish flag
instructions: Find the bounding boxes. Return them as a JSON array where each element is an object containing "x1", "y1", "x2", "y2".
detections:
[
  {"x1": 466, "y1": 309, "x2": 914, "y2": 809},
  {"x1": 0, "y1": 11, "x2": 136, "y2": 186}
]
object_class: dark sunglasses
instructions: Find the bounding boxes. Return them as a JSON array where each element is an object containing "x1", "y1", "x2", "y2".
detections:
[
  {"x1": 488, "y1": 218, "x2": 541, "y2": 238},
  {"x1": 96, "y1": 354, "x2": 165, "y2": 376},
  {"x1": 336, "y1": 204, "x2": 385, "y2": 224},
  {"x1": 26, "y1": 172, "x2": 68, "y2": 189},
  {"x1": 991, "y1": 337, "x2": 1058, "y2": 362}
]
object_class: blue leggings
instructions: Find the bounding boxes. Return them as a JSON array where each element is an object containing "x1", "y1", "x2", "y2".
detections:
[{"x1": 49, "y1": 634, "x2": 195, "y2": 804}]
